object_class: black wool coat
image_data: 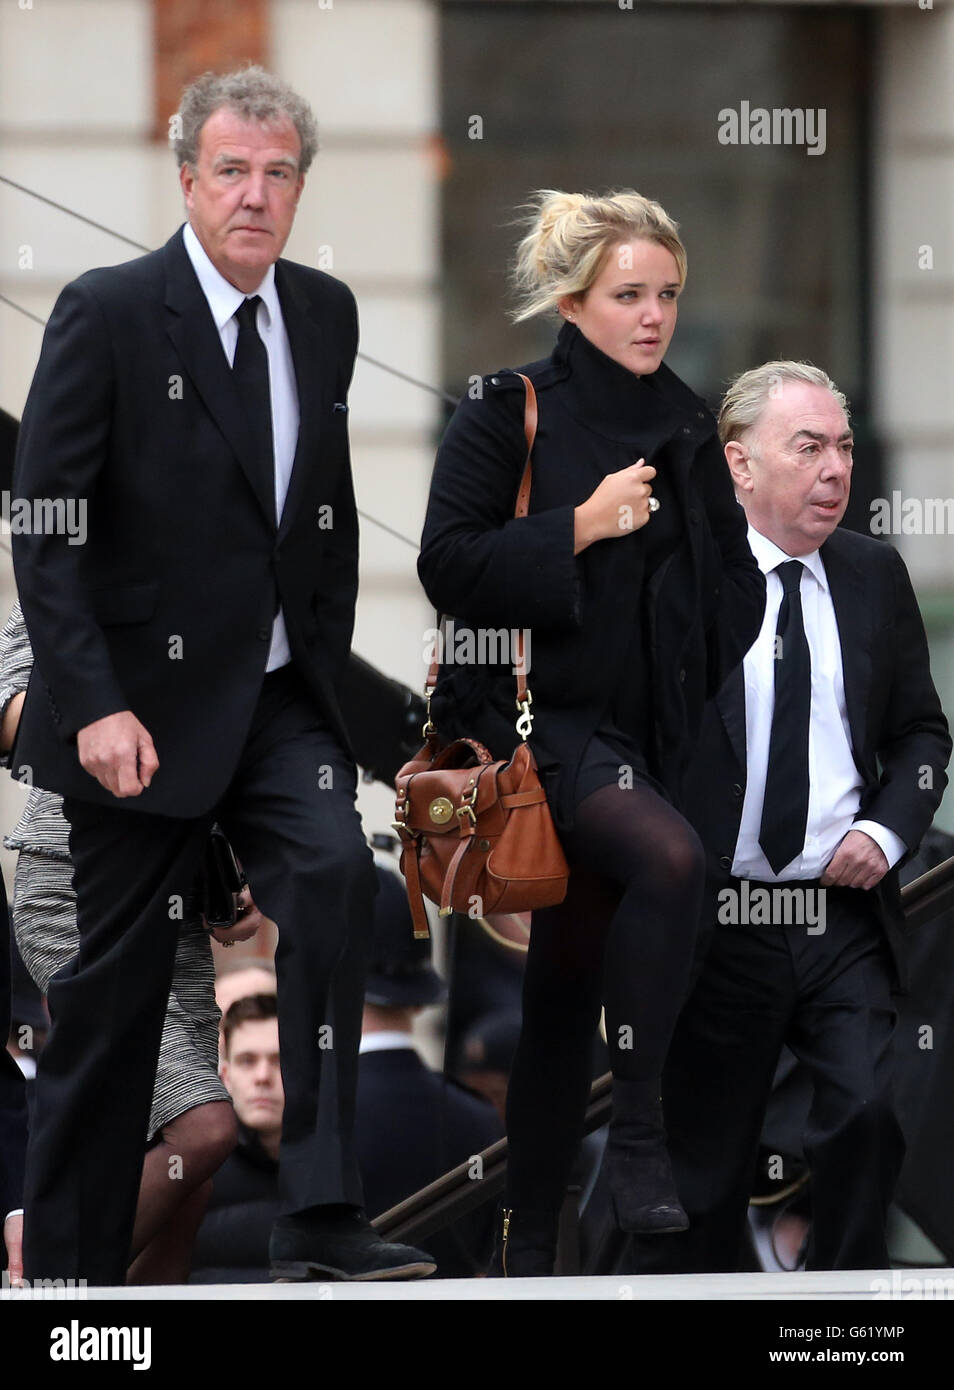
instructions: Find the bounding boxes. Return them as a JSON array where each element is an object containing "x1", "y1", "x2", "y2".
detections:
[{"x1": 418, "y1": 322, "x2": 766, "y2": 829}]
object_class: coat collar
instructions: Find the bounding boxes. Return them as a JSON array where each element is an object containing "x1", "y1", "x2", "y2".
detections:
[
  {"x1": 164, "y1": 226, "x2": 269, "y2": 515},
  {"x1": 274, "y1": 259, "x2": 327, "y2": 539},
  {"x1": 550, "y1": 320, "x2": 715, "y2": 454},
  {"x1": 716, "y1": 664, "x2": 747, "y2": 776},
  {"x1": 819, "y1": 527, "x2": 871, "y2": 764},
  {"x1": 163, "y1": 225, "x2": 325, "y2": 534}
]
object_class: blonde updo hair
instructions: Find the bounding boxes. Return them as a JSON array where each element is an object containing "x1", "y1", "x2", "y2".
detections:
[{"x1": 511, "y1": 189, "x2": 687, "y2": 324}]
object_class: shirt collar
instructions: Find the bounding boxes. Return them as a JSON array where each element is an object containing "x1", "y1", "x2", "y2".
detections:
[
  {"x1": 182, "y1": 221, "x2": 279, "y2": 333},
  {"x1": 746, "y1": 523, "x2": 829, "y2": 595},
  {"x1": 358, "y1": 1030, "x2": 418, "y2": 1055}
]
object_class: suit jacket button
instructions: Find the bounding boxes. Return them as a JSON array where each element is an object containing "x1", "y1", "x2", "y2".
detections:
[
  {"x1": 257, "y1": 627, "x2": 270, "y2": 641},
  {"x1": 732, "y1": 783, "x2": 744, "y2": 798},
  {"x1": 719, "y1": 855, "x2": 732, "y2": 870}
]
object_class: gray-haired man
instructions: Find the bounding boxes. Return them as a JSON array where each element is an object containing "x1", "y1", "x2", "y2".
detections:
[
  {"x1": 13, "y1": 66, "x2": 433, "y2": 1283},
  {"x1": 632, "y1": 361, "x2": 950, "y2": 1273}
]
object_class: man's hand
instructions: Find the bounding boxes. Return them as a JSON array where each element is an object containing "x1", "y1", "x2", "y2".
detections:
[
  {"x1": 820, "y1": 829, "x2": 889, "y2": 891},
  {"x1": 76, "y1": 710, "x2": 159, "y2": 798},
  {"x1": 4, "y1": 1211, "x2": 24, "y2": 1286},
  {"x1": 209, "y1": 888, "x2": 266, "y2": 947}
]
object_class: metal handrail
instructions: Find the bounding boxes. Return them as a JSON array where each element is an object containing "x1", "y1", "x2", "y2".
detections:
[{"x1": 373, "y1": 853, "x2": 954, "y2": 1242}]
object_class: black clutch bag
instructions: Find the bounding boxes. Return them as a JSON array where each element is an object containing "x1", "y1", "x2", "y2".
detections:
[{"x1": 201, "y1": 824, "x2": 248, "y2": 929}]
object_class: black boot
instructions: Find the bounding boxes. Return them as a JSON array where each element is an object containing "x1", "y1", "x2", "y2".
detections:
[
  {"x1": 486, "y1": 1206, "x2": 559, "y2": 1277},
  {"x1": 605, "y1": 1079, "x2": 689, "y2": 1235},
  {"x1": 270, "y1": 1206, "x2": 436, "y2": 1281}
]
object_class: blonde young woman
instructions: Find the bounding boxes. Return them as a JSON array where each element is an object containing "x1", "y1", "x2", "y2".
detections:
[{"x1": 419, "y1": 191, "x2": 765, "y2": 1274}]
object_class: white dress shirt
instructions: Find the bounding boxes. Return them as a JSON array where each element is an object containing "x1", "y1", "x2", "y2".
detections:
[
  {"x1": 731, "y1": 525, "x2": 906, "y2": 881},
  {"x1": 183, "y1": 222, "x2": 299, "y2": 671}
]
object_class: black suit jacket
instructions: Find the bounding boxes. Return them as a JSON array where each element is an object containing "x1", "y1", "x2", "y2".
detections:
[
  {"x1": 11, "y1": 226, "x2": 360, "y2": 816},
  {"x1": 684, "y1": 525, "x2": 952, "y2": 986}
]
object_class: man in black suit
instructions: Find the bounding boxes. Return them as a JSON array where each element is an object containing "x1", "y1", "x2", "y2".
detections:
[
  {"x1": 632, "y1": 360, "x2": 951, "y2": 1273},
  {"x1": 11, "y1": 66, "x2": 433, "y2": 1283}
]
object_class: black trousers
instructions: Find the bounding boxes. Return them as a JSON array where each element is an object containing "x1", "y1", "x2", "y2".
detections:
[
  {"x1": 629, "y1": 880, "x2": 905, "y2": 1274},
  {"x1": 22, "y1": 665, "x2": 376, "y2": 1284}
]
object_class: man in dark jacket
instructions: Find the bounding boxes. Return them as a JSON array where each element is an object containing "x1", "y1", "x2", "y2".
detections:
[
  {"x1": 632, "y1": 360, "x2": 951, "y2": 1274},
  {"x1": 11, "y1": 65, "x2": 431, "y2": 1284},
  {"x1": 191, "y1": 994, "x2": 281, "y2": 1284}
]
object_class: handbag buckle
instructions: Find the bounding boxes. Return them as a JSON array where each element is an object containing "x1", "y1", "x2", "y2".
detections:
[
  {"x1": 422, "y1": 690, "x2": 436, "y2": 738},
  {"x1": 515, "y1": 689, "x2": 534, "y2": 741},
  {"x1": 456, "y1": 782, "x2": 478, "y2": 826}
]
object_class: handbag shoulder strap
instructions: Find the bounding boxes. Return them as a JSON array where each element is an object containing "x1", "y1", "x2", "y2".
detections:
[
  {"x1": 424, "y1": 374, "x2": 539, "y2": 738},
  {"x1": 512, "y1": 372, "x2": 537, "y2": 519}
]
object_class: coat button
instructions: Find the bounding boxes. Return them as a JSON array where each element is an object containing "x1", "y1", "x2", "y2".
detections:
[
  {"x1": 719, "y1": 855, "x2": 732, "y2": 870},
  {"x1": 697, "y1": 410, "x2": 706, "y2": 420},
  {"x1": 679, "y1": 668, "x2": 686, "y2": 683},
  {"x1": 490, "y1": 376, "x2": 500, "y2": 386},
  {"x1": 732, "y1": 783, "x2": 744, "y2": 798},
  {"x1": 682, "y1": 425, "x2": 692, "y2": 436},
  {"x1": 257, "y1": 626, "x2": 270, "y2": 641}
]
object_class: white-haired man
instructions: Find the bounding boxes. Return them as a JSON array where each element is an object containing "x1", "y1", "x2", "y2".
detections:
[
  {"x1": 13, "y1": 66, "x2": 433, "y2": 1283},
  {"x1": 633, "y1": 361, "x2": 950, "y2": 1272}
]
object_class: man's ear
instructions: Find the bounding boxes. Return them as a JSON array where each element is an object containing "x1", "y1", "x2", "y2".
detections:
[
  {"x1": 179, "y1": 162, "x2": 195, "y2": 208},
  {"x1": 724, "y1": 439, "x2": 753, "y2": 494}
]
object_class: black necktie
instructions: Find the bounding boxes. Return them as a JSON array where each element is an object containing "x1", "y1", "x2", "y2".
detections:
[
  {"x1": 232, "y1": 295, "x2": 276, "y2": 526},
  {"x1": 759, "y1": 560, "x2": 811, "y2": 874}
]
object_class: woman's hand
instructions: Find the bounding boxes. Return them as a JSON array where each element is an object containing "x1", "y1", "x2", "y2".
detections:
[
  {"x1": 573, "y1": 461, "x2": 657, "y2": 554},
  {"x1": 209, "y1": 888, "x2": 265, "y2": 946}
]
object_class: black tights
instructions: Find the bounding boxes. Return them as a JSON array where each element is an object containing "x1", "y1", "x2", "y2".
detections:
[{"x1": 505, "y1": 780, "x2": 705, "y2": 1212}]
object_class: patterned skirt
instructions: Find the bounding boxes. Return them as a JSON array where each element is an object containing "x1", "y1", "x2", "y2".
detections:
[{"x1": 12, "y1": 849, "x2": 230, "y2": 1140}]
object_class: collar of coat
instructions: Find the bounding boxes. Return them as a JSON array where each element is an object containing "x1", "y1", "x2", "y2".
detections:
[{"x1": 539, "y1": 320, "x2": 717, "y2": 452}]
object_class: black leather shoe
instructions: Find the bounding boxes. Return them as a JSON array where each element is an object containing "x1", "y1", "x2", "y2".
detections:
[
  {"x1": 269, "y1": 1207, "x2": 436, "y2": 1281},
  {"x1": 606, "y1": 1080, "x2": 689, "y2": 1236},
  {"x1": 486, "y1": 1206, "x2": 558, "y2": 1277}
]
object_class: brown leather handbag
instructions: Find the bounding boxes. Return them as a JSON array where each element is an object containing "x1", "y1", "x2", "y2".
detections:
[{"x1": 394, "y1": 374, "x2": 569, "y2": 939}]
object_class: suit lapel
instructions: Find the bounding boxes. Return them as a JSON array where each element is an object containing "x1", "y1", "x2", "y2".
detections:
[
  {"x1": 716, "y1": 662, "x2": 747, "y2": 777},
  {"x1": 163, "y1": 229, "x2": 275, "y2": 528},
  {"x1": 275, "y1": 262, "x2": 329, "y2": 539},
  {"x1": 821, "y1": 530, "x2": 871, "y2": 766}
]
